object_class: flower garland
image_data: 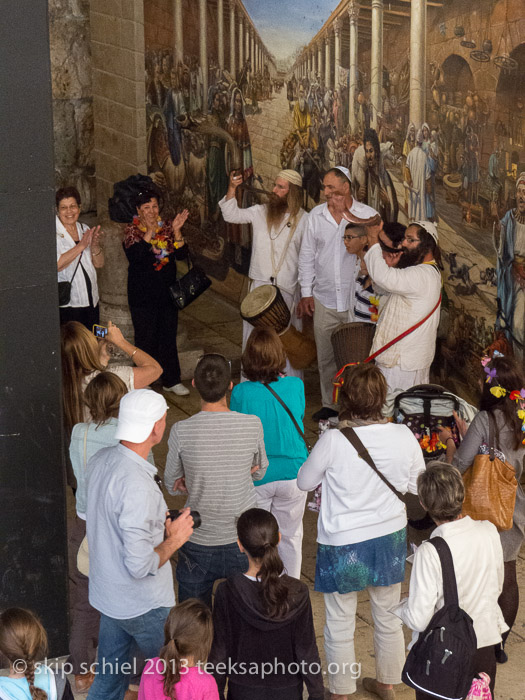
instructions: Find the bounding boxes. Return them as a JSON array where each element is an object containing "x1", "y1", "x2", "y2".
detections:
[
  {"x1": 482, "y1": 352, "x2": 525, "y2": 444},
  {"x1": 132, "y1": 216, "x2": 171, "y2": 271}
]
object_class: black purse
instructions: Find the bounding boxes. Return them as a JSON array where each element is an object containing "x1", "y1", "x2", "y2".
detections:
[
  {"x1": 58, "y1": 253, "x2": 83, "y2": 307},
  {"x1": 169, "y1": 256, "x2": 211, "y2": 310}
]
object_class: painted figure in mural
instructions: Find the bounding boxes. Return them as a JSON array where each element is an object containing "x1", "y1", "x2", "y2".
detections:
[
  {"x1": 163, "y1": 66, "x2": 187, "y2": 167},
  {"x1": 427, "y1": 130, "x2": 439, "y2": 221},
  {"x1": 356, "y1": 91, "x2": 369, "y2": 134},
  {"x1": 487, "y1": 144, "x2": 503, "y2": 213},
  {"x1": 220, "y1": 169, "x2": 308, "y2": 377},
  {"x1": 402, "y1": 122, "x2": 416, "y2": 160},
  {"x1": 405, "y1": 129, "x2": 431, "y2": 221},
  {"x1": 147, "y1": 56, "x2": 167, "y2": 108},
  {"x1": 206, "y1": 89, "x2": 229, "y2": 221},
  {"x1": 353, "y1": 128, "x2": 398, "y2": 224},
  {"x1": 293, "y1": 84, "x2": 317, "y2": 150},
  {"x1": 287, "y1": 73, "x2": 296, "y2": 112},
  {"x1": 421, "y1": 122, "x2": 431, "y2": 154},
  {"x1": 463, "y1": 125, "x2": 480, "y2": 204},
  {"x1": 189, "y1": 55, "x2": 204, "y2": 113},
  {"x1": 494, "y1": 173, "x2": 525, "y2": 357},
  {"x1": 366, "y1": 221, "x2": 442, "y2": 392},
  {"x1": 160, "y1": 52, "x2": 172, "y2": 91}
]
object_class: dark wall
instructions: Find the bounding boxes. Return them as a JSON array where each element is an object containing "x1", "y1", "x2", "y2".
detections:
[{"x1": 0, "y1": 1, "x2": 69, "y2": 655}]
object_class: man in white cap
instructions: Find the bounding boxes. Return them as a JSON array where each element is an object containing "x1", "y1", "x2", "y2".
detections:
[
  {"x1": 220, "y1": 168, "x2": 308, "y2": 377},
  {"x1": 298, "y1": 166, "x2": 380, "y2": 420},
  {"x1": 86, "y1": 389, "x2": 193, "y2": 700},
  {"x1": 365, "y1": 220, "x2": 442, "y2": 392}
]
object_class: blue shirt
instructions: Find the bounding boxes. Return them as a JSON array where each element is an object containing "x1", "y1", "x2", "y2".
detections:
[
  {"x1": 86, "y1": 444, "x2": 175, "y2": 619},
  {"x1": 230, "y1": 377, "x2": 308, "y2": 485}
]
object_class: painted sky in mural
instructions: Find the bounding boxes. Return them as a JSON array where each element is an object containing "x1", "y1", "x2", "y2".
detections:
[{"x1": 242, "y1": 1, "x2": 333, "y2": 64}]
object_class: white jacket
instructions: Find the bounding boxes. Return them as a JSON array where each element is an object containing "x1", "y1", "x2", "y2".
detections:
[
  {"x1": 56, "y1": 216, "x2": 99, "y2": 308},
  {"x1": 297, "y1": 423, "x2": 425, "y2": 545},
  {"x1": 393, "y1": 516, "x2": 508, "y2": 649}
]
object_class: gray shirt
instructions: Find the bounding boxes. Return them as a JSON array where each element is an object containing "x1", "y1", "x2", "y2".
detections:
[
  {"x1": 86, "y1": 444, "x2": 175, "y2": 619},
  {"x1": 165, "y1": 411, "x2": 268, "y2": 546}
]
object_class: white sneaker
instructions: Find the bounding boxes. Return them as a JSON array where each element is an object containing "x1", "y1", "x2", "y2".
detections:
[{"x1": 163, "y1": 383, "x2": 190, "y2": 396}]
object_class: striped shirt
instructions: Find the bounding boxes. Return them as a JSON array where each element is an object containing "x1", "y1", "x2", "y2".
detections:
[
  {"x1": 354, "y1": 274, "x2": 378, "y2": 323},
  {"x1": 165, "y1": 411, "x2": 268, "y2": 546}
]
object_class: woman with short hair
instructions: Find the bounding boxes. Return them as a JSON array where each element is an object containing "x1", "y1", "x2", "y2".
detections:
[
  {"x1": 56, "y1": 185, "x2": 103, "y2": 328},
  {"x1": 230, "y1": 327, "x2": 308, "y2": 578},
  {"x1": 297, "y1": 363, "x2": 425, "y2": 700},
  {"x1": 395, "y1": 462, "x2": 507, "y2": 697}
]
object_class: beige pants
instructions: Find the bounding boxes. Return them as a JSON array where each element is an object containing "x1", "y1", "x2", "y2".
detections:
[
  {"x1": 324, "y1": 584, "x2": 405, "y2": 694},
  {"x1": 313, "y1": 299, "x2": 350, "y2": 409},
  {"x1": 255, "y1": 479, "x2": 307, "y2": 579}
]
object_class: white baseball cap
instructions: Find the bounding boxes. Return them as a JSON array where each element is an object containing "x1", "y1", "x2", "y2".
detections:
[
  {"x1": 410, "y1": 220, "x2": 439, "y2": 244},
  {"x1": 115, "y1": 389, "x2": 168, "y2": 443}
]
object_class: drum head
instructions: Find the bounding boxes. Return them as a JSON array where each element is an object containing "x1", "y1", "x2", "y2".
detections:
[{"x1": 240, "y1": 285, "x2": 278, "y2": 320}]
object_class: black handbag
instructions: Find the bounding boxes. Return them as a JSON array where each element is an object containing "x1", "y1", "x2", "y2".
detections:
[
  {"x1": 169, "y1": 257, "x2": 211, "y2": 310},
  {"x1": 58, "y1": 253, "x2": 83, "y2": 307}
]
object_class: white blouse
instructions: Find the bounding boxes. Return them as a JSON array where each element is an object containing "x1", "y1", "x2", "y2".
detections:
[{"x1": 56, "y1": 216, "x2": 99, "y2": 308}]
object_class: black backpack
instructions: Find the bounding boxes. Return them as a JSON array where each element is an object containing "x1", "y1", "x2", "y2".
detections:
[
  {"x1": 108, "y1": 174, "x2": 159, "y2": 223},
  {"x1": 402, "y1": 536, "x2": 477, "y2": 700}
]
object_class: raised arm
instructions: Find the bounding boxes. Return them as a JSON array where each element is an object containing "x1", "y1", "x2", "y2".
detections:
[
  {"x1": 364, "y1": 243, "x2": 435, "y2": 296},
  {"x1": 104, "y1": 321, "x2": 162, "y2": 388},
  {"x1": 219, "y1": 171, "x2": 258, "y2": 224}
]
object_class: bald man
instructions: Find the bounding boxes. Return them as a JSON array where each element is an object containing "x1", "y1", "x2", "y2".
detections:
[{"x1": 220, "y1": 169, "x2": 308, "y2": 377}]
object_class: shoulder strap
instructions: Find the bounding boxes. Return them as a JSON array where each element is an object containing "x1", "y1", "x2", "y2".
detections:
[
  {"x1": 263, "y1": 383, "x2": 311, "y2": 451},
  {"x1": 429, "y1": 536, "x2": 459, "y2": 607},
  {"x1": 69, "y1": 251, "x2": 83, "y2": 284},
  {"x1": 340, "y1": 427, "x2": 404, "y2": 502}
]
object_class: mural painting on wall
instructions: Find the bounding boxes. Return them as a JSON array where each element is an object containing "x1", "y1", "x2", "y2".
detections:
[{"x1": 144, "y1": 0, "x2": 524, "y2": 383}]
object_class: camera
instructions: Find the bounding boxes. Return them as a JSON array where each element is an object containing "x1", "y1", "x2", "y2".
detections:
[{"x1": 167, "y1": 509, "x2": 201, "y2": 530}]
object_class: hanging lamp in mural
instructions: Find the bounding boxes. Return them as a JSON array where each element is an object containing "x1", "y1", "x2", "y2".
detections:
[
  {"x1": 454, "y1": 25, "x2": 465, "y2": 38},
  {"x1": 470, "y1": 4, "x2": 491, "y2": 62},
  {"x1": 494, "y1": 0, "x2": 518, "y2": 73},
  {"x1": 460, "y1": 10, "x2": 476, "y2": 50}
]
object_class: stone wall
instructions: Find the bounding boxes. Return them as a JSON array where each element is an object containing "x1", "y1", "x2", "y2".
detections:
[{"x1": 49, "y1": 0, "x2": 95, "y2": 212}]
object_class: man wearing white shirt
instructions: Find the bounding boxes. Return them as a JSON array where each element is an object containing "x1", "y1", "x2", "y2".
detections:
[
  {"x1": 365, "y1": 220, "x2": 442, "y2": 393},
  {"x1": 298, "y1": 166, "x2": 379, "y2": 419},
  {"x1": 220, "y1": 168, "x2": 307, "y2": 377}
]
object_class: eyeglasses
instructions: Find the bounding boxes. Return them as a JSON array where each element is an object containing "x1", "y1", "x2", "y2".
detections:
[
  {"x1": 403, "y1": 236, "x2": 420, "y2": 244},
  {"x1": 342, "y1": 233, "x2": 366, "y2": 241}
]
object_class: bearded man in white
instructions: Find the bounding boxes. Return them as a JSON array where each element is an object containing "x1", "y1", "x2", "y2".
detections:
[{"x1": 220, "y1": 169, "x2": 307, "y2": 377}]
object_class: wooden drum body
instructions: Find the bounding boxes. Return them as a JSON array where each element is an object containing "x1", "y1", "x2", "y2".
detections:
[
  {"x1": 281, "y1": 325, "x2": 317, "y2": 370},
  {"x1": 240, "y1": 285, "x2": 290, "y2": 334},
  {"x1": 331, "y1": 322, "x2": 376, "y2": 370}
]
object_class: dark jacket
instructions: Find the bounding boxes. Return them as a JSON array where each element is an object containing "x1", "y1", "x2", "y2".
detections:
[{"x1": 209, "y1": 573, "x2": 324, "y2": 700}]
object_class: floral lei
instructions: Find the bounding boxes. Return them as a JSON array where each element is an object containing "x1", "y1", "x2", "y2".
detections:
[
  {"x1": 132, "y1": 216, "x2": 173, "y2": 271},
  {"x1": 482, "y1": 351, "x2": 525, "y2": 443}
]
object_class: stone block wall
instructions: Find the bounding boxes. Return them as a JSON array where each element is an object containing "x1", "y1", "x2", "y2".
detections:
[
  {"x1": 49, "y1": 0, "x2": 95, "y2": 212},
  {"x1": 90, "y1": 0, "x2": 147, "y2": 213}
]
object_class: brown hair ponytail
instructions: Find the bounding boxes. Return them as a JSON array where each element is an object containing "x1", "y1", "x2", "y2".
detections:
[
  {"x1": 237, "y1": 508, "x2": 289, "y2": 619},
  {"x1": 0, "y1": 608, "x2": 48, "y2": 700},
  {"x1": 160, "y1": 600, "x2": 213, "y2": 699}
]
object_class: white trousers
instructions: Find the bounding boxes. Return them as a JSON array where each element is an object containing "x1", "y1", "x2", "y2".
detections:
[
  {"x1": 323, "y1": 583, "x2": 405, "y2": 694},
  {"x1": 242, "y1": 280, "x2": 303, "y2": 380},
  {"x1": 313, "y1": 299, "x2": 350, "y2": 409},
  {"x1": 254, "y1": 479, "x2": 307, "y2": 579},
  {"x1": 376, "y1": 362, "x2": 430, "y2": 394}
]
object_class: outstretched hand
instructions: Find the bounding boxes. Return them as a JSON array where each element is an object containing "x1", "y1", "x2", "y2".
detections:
[{"x1": 172, "y1": 209, "x2": 189, "y2": 233}]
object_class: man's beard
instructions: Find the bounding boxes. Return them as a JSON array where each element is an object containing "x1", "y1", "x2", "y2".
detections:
[
  {"x1": 267, "y1": 194, "x2": 289, "y2": 228},
  {"x1": 397, "y1": 243, "x2": 425, "y2": 268}
]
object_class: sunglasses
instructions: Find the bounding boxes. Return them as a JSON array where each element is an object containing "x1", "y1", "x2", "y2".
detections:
[{"x1": 378, "y1": 237, "x2": 403, "y2": 254}]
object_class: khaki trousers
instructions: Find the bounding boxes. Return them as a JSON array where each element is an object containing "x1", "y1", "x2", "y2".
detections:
[{"x1": 313, "y1": 299, "x2": 350, "y2": 409}]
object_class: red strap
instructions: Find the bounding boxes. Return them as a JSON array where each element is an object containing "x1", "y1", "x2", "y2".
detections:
[{"x1": 332, "y1": 293, "x2": 442, "y2": 393}]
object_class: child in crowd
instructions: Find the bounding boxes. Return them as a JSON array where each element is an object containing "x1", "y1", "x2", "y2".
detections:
[
  {"x1": 209, "y1": 508, "x2": 324, "y2": 700},
  {"x1": 0, "y1": 608, "x2": 73, "y2": 700},
  {"x1": 138, "y1": 599, "x2": 219, "y2": 700}
]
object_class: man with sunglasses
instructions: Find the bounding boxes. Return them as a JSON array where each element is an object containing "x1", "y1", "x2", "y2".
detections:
[{"x1": 364, "y1": 221, "x2": 442, "y2": 392}]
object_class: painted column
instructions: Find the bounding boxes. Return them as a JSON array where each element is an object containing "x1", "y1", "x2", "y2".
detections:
[
  {"x1": 250, "y1": 28, "x2": 255, "y2": 71},
  {"x1": 173, "y1": 0, "x2": 183, "y2": 65},
  {"x1": 308, "y1": 50, "x2": 312, "y2": 78},
  {"x1": 199, "y1": 0, "x2": 208, "y2": 113},
  {"x1": 370, "y1": 0, "x2": 383, "y2": 130},
  {"x1": 245, "y1": 20, "x2": 250, "y2": 68},
  {"x1": 348, "y1": 0, "x2": 359, "y2": 133},
  {"x1": 324, "y1": 31, "x2": 331, "y2": 88},
  {"x1": 334, "y1": 17, "x2": 341, "y2": 90},
  {"x1": 217, "y1": 0, "x2": 224, "y2": 70},
  {"x1": 317, "y1": 40, "x2": 323, "y2": 81},
  {"x1": 229, "y1": 0, "x2": 236, "y2": 78},
  {"x1": 238, "y1": 13, "x2": 244, "y2": 69},
  {"x1": 409, "y1": 0, "x2": 427, "y2": 128}
]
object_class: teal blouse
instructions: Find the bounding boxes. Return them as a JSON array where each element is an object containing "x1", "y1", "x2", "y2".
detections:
[{"x1": 230, "y1": 376, "x2": 308, "y2": 485}]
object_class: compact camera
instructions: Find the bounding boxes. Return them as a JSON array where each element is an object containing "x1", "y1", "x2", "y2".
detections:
[{"x1": 167, "y1": 509, "x2": 202, "y2": 530}]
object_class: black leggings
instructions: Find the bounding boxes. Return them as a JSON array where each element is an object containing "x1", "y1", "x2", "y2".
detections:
[{"x1": 499, "y1": 559, "x2": 519, "y2": 647}]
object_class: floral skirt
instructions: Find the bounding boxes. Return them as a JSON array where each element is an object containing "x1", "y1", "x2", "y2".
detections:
[{"x1": 315, "y1": 528, "x2": 407, "y2": 594}]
